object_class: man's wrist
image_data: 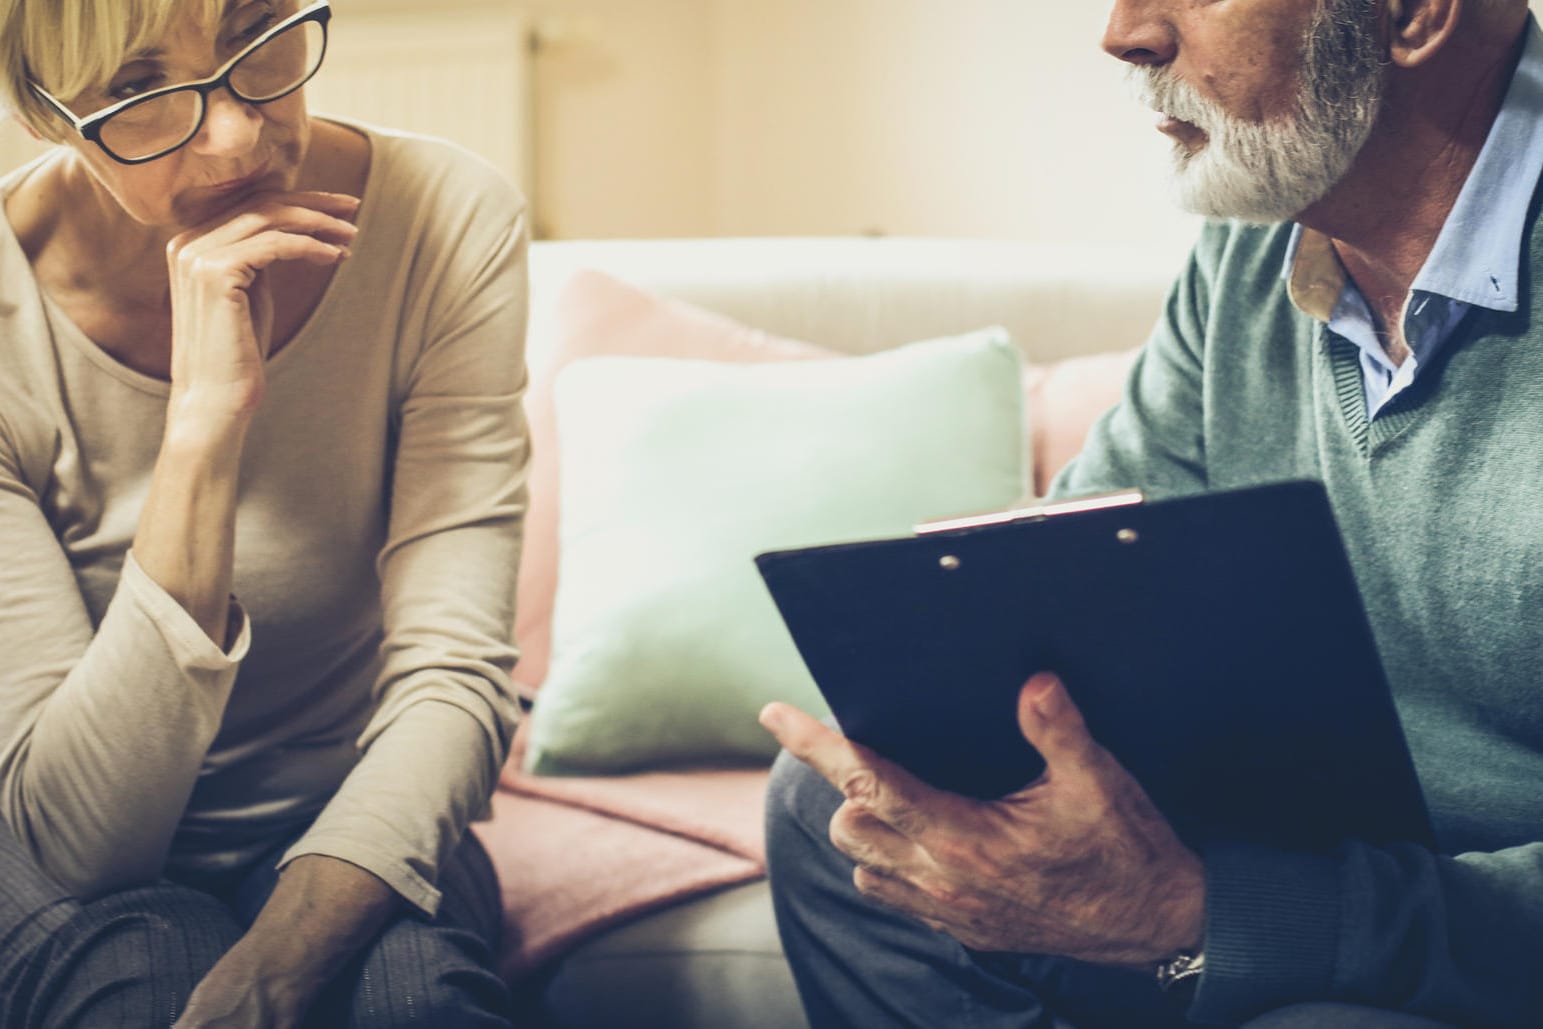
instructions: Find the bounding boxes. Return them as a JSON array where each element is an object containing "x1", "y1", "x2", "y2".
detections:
[{"x1": 1154, "y1": 948, "x2": 1206, "y2": 991}]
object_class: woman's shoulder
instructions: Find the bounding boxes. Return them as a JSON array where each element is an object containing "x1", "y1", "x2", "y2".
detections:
[
  {"x1": 326, "y1": 117, "x2": 526, "y2": 226},
  {"x1": 0, "y1": 150, "x2": 72, "y2": 269}
]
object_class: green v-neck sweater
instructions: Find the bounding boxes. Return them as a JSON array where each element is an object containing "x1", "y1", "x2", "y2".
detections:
[{"x1": 1049, "y1": 205, "x2": 1543, "y2": 1025}]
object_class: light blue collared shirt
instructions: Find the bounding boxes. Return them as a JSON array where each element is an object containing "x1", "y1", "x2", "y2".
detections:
[{"x1": 1282, "y1": 15, "x2": 1543, "y2": 419}]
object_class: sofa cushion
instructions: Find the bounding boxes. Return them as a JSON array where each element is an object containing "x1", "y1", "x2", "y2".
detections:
[
  {"x1": 532, "y1": 880, "x2": 808, "y2": 1029},
  {"x1": 524, "y1": 330, "x2": 1028, "y2": 774},
  {"x1": 512, "y1": 270, "x2": 832, "y2": 696}
]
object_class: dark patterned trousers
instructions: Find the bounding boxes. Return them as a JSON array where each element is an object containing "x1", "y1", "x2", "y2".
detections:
[{"x1": 0, "y1": 819, "x2": 513, "y2": 1028}]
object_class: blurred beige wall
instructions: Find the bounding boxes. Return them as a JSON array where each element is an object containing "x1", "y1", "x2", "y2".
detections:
[
  {"x1": 705, "y1": 0, "x2": 1197, "y2": 256},
  {"x1": 2, "y1": 0, "x2": 1536, "y2": 254},
  {"x1": 524, "y1": 0, "x2": 1199, "y2": 251},
  {"x1": 526, "y1": 0, "x2": 716, "y2": 239}
]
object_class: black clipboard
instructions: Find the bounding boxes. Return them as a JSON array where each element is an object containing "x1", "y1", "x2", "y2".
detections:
[{"x1": 755, "y1": 480, "x2": 1434, "y2": 854}]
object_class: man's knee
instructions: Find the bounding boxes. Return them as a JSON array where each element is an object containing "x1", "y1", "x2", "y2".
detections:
[
  {"x1": 765, "y1": 749, "x2": 845, "y2": 877},
  {"x1": 1242, "y1": 1002, "x2": 1458, "y2": 1028}
]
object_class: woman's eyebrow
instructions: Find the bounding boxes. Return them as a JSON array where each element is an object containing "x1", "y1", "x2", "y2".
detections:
[{"x1": 122, "y1": 2, "x2": 252, "y2": 63}]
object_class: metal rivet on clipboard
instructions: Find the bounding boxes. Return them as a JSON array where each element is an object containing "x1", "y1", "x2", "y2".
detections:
[{"x1": 939, "y1": 555, "x2": 961, "y2": 571}]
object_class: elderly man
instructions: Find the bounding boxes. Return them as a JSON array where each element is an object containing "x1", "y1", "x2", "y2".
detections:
[{"x1": 760, "y1": 0, "x2": 1543, "y2": 1026}]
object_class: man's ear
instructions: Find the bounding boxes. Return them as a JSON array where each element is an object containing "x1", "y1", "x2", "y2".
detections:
[{"x1": 1386, "y1": 0, "x2": 1463, "y2": 68}]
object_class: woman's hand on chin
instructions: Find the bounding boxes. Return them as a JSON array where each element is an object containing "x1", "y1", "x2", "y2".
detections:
[{"x1": 164, "y1": 190, "x2": 360, "y2": 433}]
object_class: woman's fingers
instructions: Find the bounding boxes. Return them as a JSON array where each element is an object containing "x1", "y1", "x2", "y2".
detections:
[
  {"x1": 172, "y1": 194, "x2": 360, "y2": 259},
  {"x1": 188, "y1": 230, "x2": 351, "y2": 284},
  {"x1": 162, "y1": 191, "x2": 360, "y2": 415}
]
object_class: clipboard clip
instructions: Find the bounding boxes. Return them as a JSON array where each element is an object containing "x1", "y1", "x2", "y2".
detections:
[{"x1": 914, "y1": 490, "x2": 1145, "y2": 535}]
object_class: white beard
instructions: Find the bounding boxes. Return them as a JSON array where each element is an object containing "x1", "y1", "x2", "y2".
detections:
[{"x1": 1132, "y1": 0, "x2": 1385, "y2": 223}]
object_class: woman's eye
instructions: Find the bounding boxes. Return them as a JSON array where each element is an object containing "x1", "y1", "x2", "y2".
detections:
[
  {"x1": 108, "y1": 74, "x2": 162, "y2": 101},
  {"x1": 229, "y1": 10, "x2": 277, "y2": 46}
]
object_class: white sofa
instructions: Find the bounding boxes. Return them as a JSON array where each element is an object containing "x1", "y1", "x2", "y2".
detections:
[{"x1": 500, "y1": 236, "x2": 1183, "y2": 1028}]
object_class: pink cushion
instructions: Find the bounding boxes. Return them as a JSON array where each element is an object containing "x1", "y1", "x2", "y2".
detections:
[
  {"x1": 1026, "y1": 348, "x2": 1138, "y2": 495},
  {"x1": 512, "y1": 271, "x2": 834, "y2": 694},
  {"x1": 477, "y1": 718, "x2": 768, "y2": 976}
]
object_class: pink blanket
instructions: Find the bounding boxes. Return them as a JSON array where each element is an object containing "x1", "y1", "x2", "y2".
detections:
[{"x1": 472, "y1": 723, "x2": 770, "y2": 978}]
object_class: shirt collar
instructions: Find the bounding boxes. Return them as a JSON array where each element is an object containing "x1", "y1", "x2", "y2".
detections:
[{"x1": 1284, "y1": 14, "x2": 1543, "y2": 320}]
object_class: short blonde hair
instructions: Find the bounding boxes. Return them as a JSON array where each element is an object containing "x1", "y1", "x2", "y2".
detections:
[{"x1": 0, "y1": 0, "x2": 225, "y2": 140}]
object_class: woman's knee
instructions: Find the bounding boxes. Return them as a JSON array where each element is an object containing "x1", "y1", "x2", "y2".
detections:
[
  {"x1": 318, "y1": 920, "x2": 512, "y2": 1028},
  {"x1": 32, "y1": 885, "x2": 241, "y2": 1026}
]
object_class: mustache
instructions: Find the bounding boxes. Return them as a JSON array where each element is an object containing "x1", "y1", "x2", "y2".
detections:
[{"x1": 1129, "y1": 66, "x2": 1221, "y2": 133}]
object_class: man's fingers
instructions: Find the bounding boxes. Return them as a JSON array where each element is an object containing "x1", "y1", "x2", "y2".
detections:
[
  {"x1": 759, "y1": 702, "x2": 886, "y2": 804},
  {"x1": 759, "y1": 701, "x2": 848, "y2": 771},
  {"x1": 850, "y1": 864, "x2": 978, "y2": 947},
  {"x1": 1016, "y1": 672, "x2": 1101, "y2": 780},
  {"x1": 829, "y1": 800, "x2": 917, "y2": 875},
  {"x1": 760, "y1": 702, "x2": 941, "y2": 841}
]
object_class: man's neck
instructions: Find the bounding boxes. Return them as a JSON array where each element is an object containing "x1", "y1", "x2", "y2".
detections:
[{"x1": 1296, "y1": 14, "x2": 1528, "y2": 362}]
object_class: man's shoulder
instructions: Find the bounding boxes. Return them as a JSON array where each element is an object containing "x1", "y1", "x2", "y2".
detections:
[
  {"x1": 1191, "y1": 219, "x2": 1296, "y2": 285},
  {"x1": 1165, "y1": 219, "x2": 1301, "y2": 335}
]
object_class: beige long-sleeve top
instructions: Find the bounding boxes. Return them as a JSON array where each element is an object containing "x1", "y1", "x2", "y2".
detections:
[{"x1": 0, "y1": 121, "x2": 529, "y2": 916}]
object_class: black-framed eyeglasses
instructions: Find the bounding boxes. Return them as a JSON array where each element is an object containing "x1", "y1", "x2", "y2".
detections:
[{"x1": 29, "y1": 0, "x2": 331, "y2": 165}]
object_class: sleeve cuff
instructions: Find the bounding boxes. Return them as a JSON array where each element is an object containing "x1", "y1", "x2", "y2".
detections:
[
  {"x1": 277, "y1": 834, "x2": 443, "y2": 919},
  {"x1": 121, "y1": 550, "x2": 251, "y2": 666},
  {"x1": 1188, "y1": 841, "x2": 1342, "y2": 1024}
]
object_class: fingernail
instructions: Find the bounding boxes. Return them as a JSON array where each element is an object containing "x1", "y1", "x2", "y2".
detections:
[
  {"x1": 1030, "y1": 673, "x2": 1063, "y2": 718},
  {"x1": 758, "y1": 703, "x2": 784, "y2": 733}
]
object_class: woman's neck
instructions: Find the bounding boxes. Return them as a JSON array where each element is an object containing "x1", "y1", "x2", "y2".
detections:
[
  {"x1": 7, "y1": 120, "x2": 371, "y2": 379},
  {"x1": 15, "y1": 154, "x2": 175, "y2": 313}
]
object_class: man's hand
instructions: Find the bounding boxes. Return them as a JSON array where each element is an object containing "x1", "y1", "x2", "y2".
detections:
[{"x1": 760, "y1": 671, "x2": 1205, "y2": 967}]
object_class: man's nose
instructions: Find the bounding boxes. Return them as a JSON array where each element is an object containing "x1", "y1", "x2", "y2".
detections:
[
  {"x1": 189, "y1": 87, "x2": 262, "y2": 157},
  {"x1": 1102, "y1": 0, "x2": 1178, "y2": 66}
]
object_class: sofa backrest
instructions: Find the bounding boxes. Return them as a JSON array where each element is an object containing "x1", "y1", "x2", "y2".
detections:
[{"x1": 526, "y1": 237, "x2": 1181, "y2": 374}]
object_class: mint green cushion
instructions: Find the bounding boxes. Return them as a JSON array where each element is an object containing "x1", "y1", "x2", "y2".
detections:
[{"x1": 525, "y1": 330, "x2": 1027, "y2": 774}]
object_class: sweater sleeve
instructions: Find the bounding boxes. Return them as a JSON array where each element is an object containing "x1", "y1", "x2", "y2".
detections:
[
  {"x1": 1192, "y1": 841, "x2": 1543, "y2": 1026},
  {"x1": 279, "y1": 163, "x2": 530, "y2": 916},
  {"x1": 0, "y1": 406, "x2": 250, "y2": 897}
]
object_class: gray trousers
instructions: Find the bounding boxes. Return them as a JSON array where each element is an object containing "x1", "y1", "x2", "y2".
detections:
[
  {"x1": 765, "y1": 751, "x2": 1456, "y2": 1029},
  {"x1": 0, "y1": 819, "x2": 513, "y2": 1028}
]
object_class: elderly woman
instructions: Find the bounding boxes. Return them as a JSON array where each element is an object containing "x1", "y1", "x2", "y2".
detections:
[{"x1": 0, "y1": 0, "x2": 528, "y2": 1024}]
